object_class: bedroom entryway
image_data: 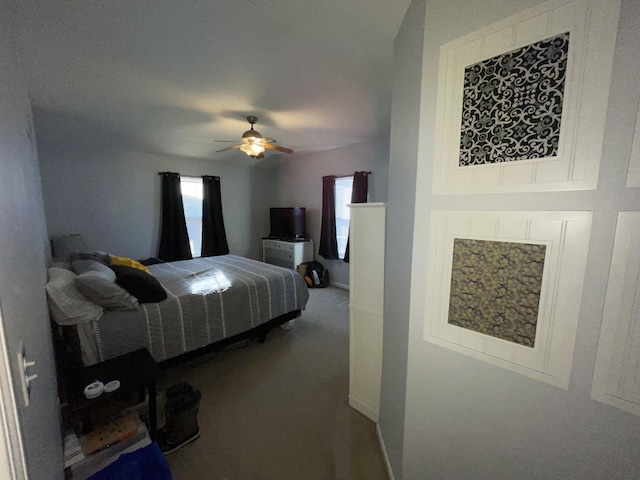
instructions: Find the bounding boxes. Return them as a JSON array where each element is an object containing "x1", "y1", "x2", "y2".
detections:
[{"x1": 160, "y1": 287, "x2": 387, "y2": 480}]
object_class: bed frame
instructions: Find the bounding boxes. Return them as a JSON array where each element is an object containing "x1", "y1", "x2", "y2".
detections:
[
  {"x1": 57, "y1": 309, "x2": 302, "y2": 375},
  {"x1": 159, "y1": 309, "x2": 301, "y2": 368}
]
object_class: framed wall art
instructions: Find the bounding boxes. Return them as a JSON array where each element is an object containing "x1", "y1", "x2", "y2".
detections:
[
  {"x1": 423, "y1": 210, "x2": 592, "y2": 388},
  {"x1": 592, "y1": 212, "x2": 640, "y2": 415},
  {"x1": 431, "y1": 0, "x2": 620, "y2": 195}
]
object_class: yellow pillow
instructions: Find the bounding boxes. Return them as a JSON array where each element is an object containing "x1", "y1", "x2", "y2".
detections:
[{"x1": 110, "y1": 256, "x2": 150, "y2": 274}]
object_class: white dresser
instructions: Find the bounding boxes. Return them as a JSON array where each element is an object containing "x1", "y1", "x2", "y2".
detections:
[
  {"x1": 348, "y1": 202, "x2": 385, "y2": 423},
  {"x1": 262, "y1": 239, "x2": 314, "y2": 270}
]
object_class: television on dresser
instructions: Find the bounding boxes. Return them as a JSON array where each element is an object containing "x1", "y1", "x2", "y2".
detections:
[{"x1": 269, "y1": 207, "x2": 307, "y2": 241}]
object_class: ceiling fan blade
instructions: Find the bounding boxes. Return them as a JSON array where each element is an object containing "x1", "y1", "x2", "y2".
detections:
[
  {"x1": 263, "y1": 143, "x2": 294, "y2": 154},
  {"x1": 216, "y1": 144, "x2": 242, "y2": 153},
  {"x1": 260, "y1": 137, "x2": 276, "y2": 144}
]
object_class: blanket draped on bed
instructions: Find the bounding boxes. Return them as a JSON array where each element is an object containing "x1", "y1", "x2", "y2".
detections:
[{"x1": 81, "y1": 255, "x2": 309, "y2": 364}]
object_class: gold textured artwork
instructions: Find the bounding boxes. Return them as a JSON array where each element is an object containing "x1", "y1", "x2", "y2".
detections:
[{"x1": 448, "y1": 238, "x2": 546, "y2": 347}]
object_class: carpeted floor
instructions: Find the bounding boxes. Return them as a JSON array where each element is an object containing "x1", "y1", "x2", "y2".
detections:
[{"x1": 160, "y1": 286, "x2": 388, "y2": 480}]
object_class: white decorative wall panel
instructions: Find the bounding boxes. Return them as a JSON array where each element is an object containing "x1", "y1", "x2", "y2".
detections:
[
  {"x1": 592, "y1": 212, "x2": 640, "y2": 415},
  {"x1": 423, "y1": 211, "x2": 592, "y2": 388},
  {"x1": 627, "y1": 103, "x2": 640, "y2": 188},
  {"x1": 432, "y1": 0, "x2": 620, "y2": 195}
]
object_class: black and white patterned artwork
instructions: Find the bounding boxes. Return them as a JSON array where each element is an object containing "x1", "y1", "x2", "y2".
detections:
[{"x1": 459, "y1": 32, "x2": 570, "y2": 167}]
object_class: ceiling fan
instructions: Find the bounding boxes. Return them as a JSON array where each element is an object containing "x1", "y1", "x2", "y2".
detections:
[{"x1": 216, "y1": 116, "x2": 294, "y2": 159}]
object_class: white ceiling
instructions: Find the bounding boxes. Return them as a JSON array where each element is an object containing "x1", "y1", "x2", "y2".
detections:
[{"x1": 11, "y1": 0, "x2": 411, "y2": 162}]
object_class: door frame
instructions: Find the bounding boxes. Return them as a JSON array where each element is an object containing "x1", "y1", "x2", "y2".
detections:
[{"x1": 0, "y1": 304, "x2": 28, "y2": 479}]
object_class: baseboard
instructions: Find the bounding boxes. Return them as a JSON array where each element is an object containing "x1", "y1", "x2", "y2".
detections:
[
  {"x1": 376, "y1": 424, "x2": 396, "y2": 480},
  {"x1": 348, "y1": 396, "x2": 379, "y2": 423},
  {"x1": 330, "y1": 281, "x2": 349, "y2": 290}
]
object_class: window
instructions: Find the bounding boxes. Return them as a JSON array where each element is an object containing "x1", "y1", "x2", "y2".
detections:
[
  {"x1": 335, "y1": 176, "x2": 353, "y2": 259},
  {"x1": 180, "y1": 176, "x2": 203, "y2": 257}
]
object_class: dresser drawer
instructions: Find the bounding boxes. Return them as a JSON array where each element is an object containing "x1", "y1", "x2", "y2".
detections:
[
  {"x1": 265, "y1": 248, "x2": 293, "y2": 262},
  {"x1": 262, "y1": 239, "x2": 314, "y2": 270},
  {"x1": 263, "y1": 240, "x2": 294, "y2": 252}
]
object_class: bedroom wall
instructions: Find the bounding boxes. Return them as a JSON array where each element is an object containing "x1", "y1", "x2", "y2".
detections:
[
  {"x1": 273, "y1": 141, "x2": 389, "y2": 287},
  {"x1": 38, "y1": 144, "x2": 274, "y2": 261},
  {"x1": 0, "y1": 5, "x2": 63, "y2": 478},
  {"x1": 395, "y1": 0, "x2": 640, "y2": 478},
  {"x1": 378, "y1": 0, "x2": 425, "y2": 476}
]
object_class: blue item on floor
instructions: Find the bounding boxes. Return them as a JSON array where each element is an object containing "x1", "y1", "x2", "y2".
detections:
[{"x1": 87, "y1": 442, "x2": 173, "y2": 480}]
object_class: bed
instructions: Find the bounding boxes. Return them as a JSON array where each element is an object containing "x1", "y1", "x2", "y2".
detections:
[{"x1": 51, "y1": 254, "x2": 309, "y2": 367}]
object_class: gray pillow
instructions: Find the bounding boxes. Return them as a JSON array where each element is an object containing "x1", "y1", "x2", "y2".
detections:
[
  {"x1": 75, "y1": 271, "x2": 139, "y2": 311},
  {"x1": 46, "y1": 268, "x2": 103, "y2": 325},
  {"x1": 72, "y1": 259, "x2": 115, "y2": 278},
  {"x1": 51, "y1": 234, "x2": 88, "y2": 262}
]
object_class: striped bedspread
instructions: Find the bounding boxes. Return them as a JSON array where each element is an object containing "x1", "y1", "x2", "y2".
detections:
[{"x1": 85, "y1": 255, "x2": 309, "y2": 364}]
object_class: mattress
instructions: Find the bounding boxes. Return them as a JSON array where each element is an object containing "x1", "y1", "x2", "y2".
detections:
[{"x1": 78, "y1": 255, "x2": 308, "y2": 364}]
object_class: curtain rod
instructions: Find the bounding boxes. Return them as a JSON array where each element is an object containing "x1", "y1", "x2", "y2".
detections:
[
  {"x1": 335, "y1": 171, "x2": 372, "y2": 179},
  {"x1": 159, "y1": 171, "x2": 370, "y2": 178},
  {"x1": 158, "y1": 172, "x2": 219, "y2": 179}
]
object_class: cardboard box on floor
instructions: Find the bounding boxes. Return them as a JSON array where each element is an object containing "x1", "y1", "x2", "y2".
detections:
[
  {"x1": 71, "y1": 414, "x2": 151, "y2": 480},
  {"x1": 81, "y1": 413, "x2": 139, "y2": 455}
]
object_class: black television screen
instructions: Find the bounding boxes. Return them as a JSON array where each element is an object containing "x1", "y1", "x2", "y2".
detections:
[{"x1": 269, "y1": 207, "x2": 307, "y2": 240}]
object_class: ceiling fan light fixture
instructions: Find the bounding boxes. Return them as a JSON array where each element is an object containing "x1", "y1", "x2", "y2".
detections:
[
  {"x1": 240, "y1": 143, "x2": 265, "y2": 156},
  {"x1": 242, "y1": 129, "x2": 262, "y2": 141},
  {"x1": 215, "y1": 116, "x2": 293, "y2": 158}
]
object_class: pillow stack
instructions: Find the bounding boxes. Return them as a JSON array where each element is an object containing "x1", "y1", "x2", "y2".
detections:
[
  {"x1": 110, "y1": 256, "x2": 151, "y2": 274},
  {"x1": 108, "y1": 256, "x2": 167, "y2": 304},
  {"x1": 73, "y1": 259, "x2": 139, "y2": 311},
  {"x1": 110, "y1": 265, "x2": 167, "y2": 303},
  {"x1": 46, "y1": 268, "x2": 104, "y2": 326},
  {"x1": 45, "y1": 250, "x2": 167, "y2": 326}
]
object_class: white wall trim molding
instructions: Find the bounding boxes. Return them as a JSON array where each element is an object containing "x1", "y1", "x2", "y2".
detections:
[
  {"x1": 329, "y1": 281, "x2": 350, "y2": 290},
  {"x1": 423, "y1": 210, "x2": 592, "y2": 389},
  {"x1": 0, "y1": 306, "x2": 27, "y2": 480},
  {"x1": 348, "y1": 396, "x2": 379, "y2": 423},
  {"x1": 376, "y1": 424, "x2": 396, "y2": 480},
  {"x1": 432, "y1": 0, "x2": 620, "y2": 195},
  {"x1": 592, "y1": 212, "x2": 640, "y2": 415}
]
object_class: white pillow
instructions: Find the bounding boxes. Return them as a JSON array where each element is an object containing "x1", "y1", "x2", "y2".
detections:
[{"x1": 46, "y1": 268, "x2": 103, "y2": 325}]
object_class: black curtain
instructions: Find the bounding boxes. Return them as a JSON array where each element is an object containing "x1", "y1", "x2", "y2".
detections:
[
  {"x1": 201, "y1": 175, "x2": 229, "y2": 257},
  {"x1": 158, "y1": 172, "x2": 193, "y2": 262},
  {"x1": 343, "y1": 171, "x2": 369, "y2": 263},
  {"x1": 318, "y1": 175, "x2": 339, "y2": 259}
]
